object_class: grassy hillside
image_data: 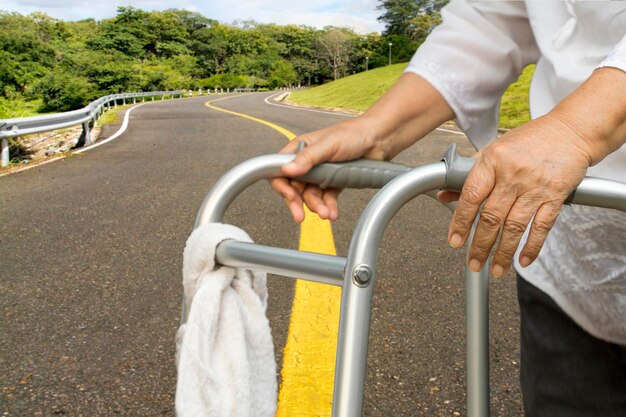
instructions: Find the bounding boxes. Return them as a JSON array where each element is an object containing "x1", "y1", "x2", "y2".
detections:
[
  {"x1": 499, "y1": 65, "x2": 535, "y2": 129},
  {"x1": 290, "y1": 64, "x2": 535, "y2": 129},
  {"x1": 290, "y1": 64, "x2": 406, "y2": 112}
]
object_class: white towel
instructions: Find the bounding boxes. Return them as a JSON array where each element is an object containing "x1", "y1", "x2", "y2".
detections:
[{"x1": 175, "y1": 223, "x2": 277, "y2": 417}]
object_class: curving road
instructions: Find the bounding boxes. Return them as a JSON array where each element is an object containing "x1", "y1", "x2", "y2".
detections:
[{"x1": 1, "y1": 93, "x2": 523, "y2": 416}]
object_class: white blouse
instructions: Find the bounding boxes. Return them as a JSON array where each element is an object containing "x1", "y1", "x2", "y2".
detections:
[{"x1": 405, "y1": 0, "x2": 626, "y2": 344}]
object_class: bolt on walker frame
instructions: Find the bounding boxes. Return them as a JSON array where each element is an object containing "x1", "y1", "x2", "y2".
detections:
[{"x1": 181, "y1": 144, "x2": 626, "y2": 417}]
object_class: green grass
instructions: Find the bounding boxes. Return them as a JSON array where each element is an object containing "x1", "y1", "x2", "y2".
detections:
[
  {"x1": 290, "y1": 64, "x2": 406, "y2": 112},
  {"x1": 499, "y1": 65, "x2": 535, "y2": 129},
  {"x1": 0, "y1": 98, "x2": 46, "y2": 119},
  {"x1": 98, "y1": 105, "x2": 129, "y2": 125},
  {"x1": 290, "y1": 63, "x2": 535, "y2": 129}
]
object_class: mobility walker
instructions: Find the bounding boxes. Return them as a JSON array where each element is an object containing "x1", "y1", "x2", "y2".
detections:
[{"x1": 181, "y1": 144, "x2": 626, "y2": 417}]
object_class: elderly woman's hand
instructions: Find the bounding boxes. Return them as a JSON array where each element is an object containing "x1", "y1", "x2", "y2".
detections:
[
  {"x1": 271, "y1": 73, "x2": 455, "y2": 223},
  {"x1": 270, "y1": 117, "x2": 388, "y2": 223},
  {"x1": 441, "y1": 115, "x2": 592, "y2": 278},
  {"x1": 442, "y1": 67, "x2": 626, "y2": 277}
]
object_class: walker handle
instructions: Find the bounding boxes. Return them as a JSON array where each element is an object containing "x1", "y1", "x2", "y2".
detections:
[
  {"x1": 296, "y1": 159, "x2": 411, "y2": 189},
  {"x1": 441, "y1": 143, "x2": 582, "y2": 205},
  {"x1": 294, "y1": 144, "x2": 474, "y2": 191}
]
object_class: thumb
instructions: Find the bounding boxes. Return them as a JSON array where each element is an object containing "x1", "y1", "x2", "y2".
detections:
[{"x1": 282, "y1": 138, "x2": 334, "y2": 176}]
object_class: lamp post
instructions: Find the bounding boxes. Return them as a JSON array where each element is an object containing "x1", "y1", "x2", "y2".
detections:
[
  {"x1": 365, "y1": 56, "x2": 369, "y2": 71},
  {"x1": 388, "y1": 42, "x2": 393, "y2": 65}
]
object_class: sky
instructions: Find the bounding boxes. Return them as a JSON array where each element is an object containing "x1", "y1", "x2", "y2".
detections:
[{"x1": 1, "y1": 0, "x2": 385, "y2": 34}]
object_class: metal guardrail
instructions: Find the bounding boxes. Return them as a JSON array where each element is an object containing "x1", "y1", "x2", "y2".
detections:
[{"x1": 0, "y1": 90, "x2": 185, "y2": 167}]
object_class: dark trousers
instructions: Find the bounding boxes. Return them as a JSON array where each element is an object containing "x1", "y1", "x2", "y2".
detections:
[{"x1": 517, "y1": 275, "x2": 626, "y2": 416}]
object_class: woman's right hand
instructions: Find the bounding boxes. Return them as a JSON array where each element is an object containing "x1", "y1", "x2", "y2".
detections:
[
  {"x1": 270, "y1": 116, "x2": 390, "y2": 223},
  {"x1": 270, "y1": 73, "x2": 456, "y2": 222}
]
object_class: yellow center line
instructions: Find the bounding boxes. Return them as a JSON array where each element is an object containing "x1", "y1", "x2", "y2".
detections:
[{"x1": 205, "y1": 96, "x2": 341, "y2": 416}]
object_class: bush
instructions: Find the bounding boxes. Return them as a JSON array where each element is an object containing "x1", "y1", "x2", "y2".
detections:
[
  {"x1": 268, "y1": 61, "x2": 297, "y2": 88},
  {"x1": 36, "y1": 71, "x2": 96, "y2": 112},
  {"x1": 198, "y1": 73, "x2": 250, "y2": 89}
]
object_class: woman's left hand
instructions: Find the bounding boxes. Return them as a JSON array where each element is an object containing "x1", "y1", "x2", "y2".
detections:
[{"x1": 438, "y1": 114, "x2": 593, "y2": 278}]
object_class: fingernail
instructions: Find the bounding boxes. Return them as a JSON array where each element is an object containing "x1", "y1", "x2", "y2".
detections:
[
  {"x1": 492, "y1": 264, "x2": 505, "y2": 278},
  {"x1": 520, "y1": 256, "x2": 531, "y2": 267},
  {"x1": 449, "y1": 233, "x2": 463, "y2": 248},
  {"x1": 469, "y1": 258, "x2": 482, "y2": 272},
  {"x1": 284, "y1": 162, "x2": 297, "y2": 171}
]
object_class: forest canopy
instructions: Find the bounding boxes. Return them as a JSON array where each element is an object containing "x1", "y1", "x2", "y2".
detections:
[{"x1": 0, "y1": 1, "x2": 446, "y2": 114}]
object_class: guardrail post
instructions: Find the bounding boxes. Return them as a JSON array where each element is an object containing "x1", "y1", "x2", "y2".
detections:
[
  {"x1": 123, "y1": 97, "x2": 126, "y2": 105},
  {"x1": 152, "y1": 96, "x2": 155, "y2": 101},
  {"x1": 161, "y1": 94, "x2": 165, "y2": 100},
  {"x1": 82, "y1": 120, "x2": 92, "y2": 146},
  {"x1": 142, "y1": 96, "x2": 145, "y2": 102},
  {"x1": 133, "y1": 97, "x2": 136, "y2": 104},
  {"x1": 1, "y1": 138, "x2": 9, "y2": 167}
]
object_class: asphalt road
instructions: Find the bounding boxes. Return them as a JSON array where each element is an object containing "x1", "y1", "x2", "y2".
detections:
[{"x1": 1, "y1": 93, "x2": 523, "y2": 416}]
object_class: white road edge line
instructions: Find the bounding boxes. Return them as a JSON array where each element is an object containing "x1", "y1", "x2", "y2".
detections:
[
  {"x1": 73, "y1": 102, "x2": 146, "y2": 154},
  {"x1": 264, "y1": 93, "x2": 355, "y2": 117},
  {"x1": 264, "y1": 92, "x2": 466, "y2": 136}
]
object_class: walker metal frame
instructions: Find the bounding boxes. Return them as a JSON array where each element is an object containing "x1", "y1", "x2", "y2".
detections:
[{"x1": 181, "y1": 144, "x2": 626, "y2": 417}]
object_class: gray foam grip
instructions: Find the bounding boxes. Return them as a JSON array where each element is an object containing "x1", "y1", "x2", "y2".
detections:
[{"x1": 295, "y1": 160, "x2": 411, "y2": 189}]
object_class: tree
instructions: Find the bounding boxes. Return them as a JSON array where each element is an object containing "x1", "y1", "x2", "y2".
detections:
[
  {"x1": 31, "y1": 12, "x2": 70, "y2": 43},
  {"x1": 377, "y1": 0, "x2": 448, "y2": 36},
  {"x1": 87, "y1": 7, "x2": 152, "y2": 59},
  {"x1": 268, "y1": 60, "x2": 297, "y2": 87},
  {"x1": 316, "y1": 28, "x2": 355, "y2": 81},
  {"x1": 170, "y1": 9, "x2": 215, "y2": 35},
  {"x1": 36, "y1": 70, "x2": 96, "y2": 112},
  {"x1": 189, "y1": 24, "x2": 229, "y2": 75},
  {"x1": 146, "y1": 11, "x2": 190, "y2": 58},
  {"x1": 409, "y1": 10, "x2": 442, "y2": 43},
  {"x1": 377, "y1": 0, "x2": 421, "y2": 36},
  {"x1": 0, "y1": 12, "x2": 56, "y2": 97}
]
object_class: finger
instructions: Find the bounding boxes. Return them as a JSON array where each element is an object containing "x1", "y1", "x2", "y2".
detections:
[
  {"x1": 289, "y1": 179, "x2": 306, "y2": 194},
  {"x1": 519, "y1": 202, "x2": 561, "y2": 267},
  {"x1": 282, "y1": 135, "x2": 338, "y2": 177},
  {"x1": 271, "y1": 177, "x2": 305, "y2": 223},
  {"x1": 490, "y1": 197, "x2": 539, "y2": 278},
  {"x1": 301, "y1": 186, "x2": 330, "y2": 219},
  {"x1": 437, "y1": 190, "x2": 460, "y2": 203},
  {"x1": 467, "y1": 187, "x2": 516, "y2": 272},
  {"x1": 448, "y1": 159, "x2": 495, "y2": 249},
  {"x1": 322, "y1": 189, "x2": 340, "y2": 221}
]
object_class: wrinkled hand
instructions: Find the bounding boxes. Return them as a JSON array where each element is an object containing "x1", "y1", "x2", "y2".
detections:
[
  {"x1": 439, "y1": 115, "x2": 593, "y2": 277},
  {"x1": 271, "y1": 117, "x2": 389, "y2": 222}
]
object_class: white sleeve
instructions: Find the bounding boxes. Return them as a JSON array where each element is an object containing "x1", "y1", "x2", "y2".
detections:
[
  {"x1": 405, "y1": 0, "x2": 540, "y2": 148},
  {"x1": 598, "y1": 34, "x2": 626, "y2": 73}
]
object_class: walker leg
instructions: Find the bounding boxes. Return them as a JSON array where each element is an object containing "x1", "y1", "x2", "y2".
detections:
[
  {"x1": 466, "y1": 223, "x2": 490, "y2": 417},
  {"x1": 332, "y1": 268, "x2": 375, "y2": 417}
]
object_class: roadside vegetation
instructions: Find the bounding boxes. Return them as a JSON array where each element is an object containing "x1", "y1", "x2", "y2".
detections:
[
  {"x1": 0, "y1": 1, "x2": 449, "y2": 118},
  {"x1": 499, "y1": 65, "x2": 535, "y2": 129},
  {"x1": 290, "y1": 64, "x2": 535, "y2": 129}
]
